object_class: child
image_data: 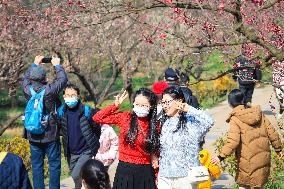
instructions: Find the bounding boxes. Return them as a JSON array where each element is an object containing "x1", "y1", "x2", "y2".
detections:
[
  {"x1": 95, "y1": 124, "x2": 119, "y2": 171},
  {"x1": 216, "y1": 89, "x2": 282, "y2": 189},
  {"x1": 81, "y1": 159, "x2": 111, "y2": 189},
  {"x1": 93, "y1": 89, "x2": 159, "y2": 189}
]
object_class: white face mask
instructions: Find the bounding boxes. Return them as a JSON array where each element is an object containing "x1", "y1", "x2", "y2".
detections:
[{"x1": 133, "y1": 105, "x2": 150, "y2": 117}]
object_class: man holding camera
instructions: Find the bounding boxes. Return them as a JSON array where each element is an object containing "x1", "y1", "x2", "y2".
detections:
[{"x1": 22, "y1": 55, "x2": 68, "y2": 189}]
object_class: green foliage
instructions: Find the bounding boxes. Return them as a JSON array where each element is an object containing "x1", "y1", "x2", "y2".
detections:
[
  {"x1": 0, "y1": 90, "x2": 10, "y2": 107},
  {"x1": 203, "y1": 51, "x2": 225, "y2": 73},
  {"x1": 0, "y1": 136, "x2": 49, "y2": 178},
  {"x1": 0, "y1": 136, "x2": 71, "y2": 186},
  {"x1": 214, "y1": 135, "x2": 237, "y2": 177},
  {"x1": 262, "y1": 67, "x2": 273, "y2": 82},
  {"x1": 0, "y1": 89, "x2": 26, "y2": 107},
  {"x1": 0, "y1": 136, "x2": 31, "y2": 170},
  {"x1": 112, "y1": 76, "x2": 153, "y2": 93},
  {"x1": 0, "y1": 107, "x2": 24, "y2": 128}
]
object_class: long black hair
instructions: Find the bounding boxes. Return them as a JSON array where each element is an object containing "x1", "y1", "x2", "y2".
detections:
[
  {"x1": 160, "y1": 86, "x2": 187, "y2": 132},
  {"x1": 124, "y1": 88, "x2": 159, "y2": 154},
  {"x1": 228, "y1": 89, "x2": 245, "y2": 108},
  {"x1": 81, "y1": 159, "x2": 110, "y2": 189}
]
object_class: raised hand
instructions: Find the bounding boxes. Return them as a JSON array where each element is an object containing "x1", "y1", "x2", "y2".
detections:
[
  {"x1": 114, "y1": 90, "x2": 128, "y2": 106},
  {"x1": 34, "y1": 55, "x2": 44, "y2": 65},
  {"x1": 173, "y1": 101, "x2": 190, "y2": 112},
  {"x1": 51, "y1": 57, "x2": 60, "y2": 66}
]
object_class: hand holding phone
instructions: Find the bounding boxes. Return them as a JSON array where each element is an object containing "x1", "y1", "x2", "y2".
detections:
[{"x1": 42, "y1": 57, "x2": 52, "y2": 63}]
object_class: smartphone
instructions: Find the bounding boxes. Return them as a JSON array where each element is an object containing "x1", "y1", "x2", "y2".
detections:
[{"x1": 42, "y1": 57, "x2": 52, "y2": 63}]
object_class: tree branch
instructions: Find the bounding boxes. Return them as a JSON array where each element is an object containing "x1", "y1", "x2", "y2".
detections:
[
  {"x1": 259, "y1": 0, "x2": 282, "y2": 11},
  {"x1": 0, "y1": 112, "x2": 23, "y2": 136},
  {"x1": 190, "y1": 66, "x2": 261, "y2": 84}
]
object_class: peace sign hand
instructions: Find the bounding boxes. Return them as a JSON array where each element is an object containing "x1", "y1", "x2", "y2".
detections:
[{"x1": 114, "y1": 90, "x2": 128, "y2": 107}]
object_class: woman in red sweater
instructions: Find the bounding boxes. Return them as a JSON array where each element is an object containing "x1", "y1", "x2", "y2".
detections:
[{"x1": 93, "y1": 88, "x2": 159, "y2": 189}]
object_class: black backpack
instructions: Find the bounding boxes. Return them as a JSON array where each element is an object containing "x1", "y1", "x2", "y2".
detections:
[{"x1": 235, "y1": 56, "x2": 256, "y2": 85}]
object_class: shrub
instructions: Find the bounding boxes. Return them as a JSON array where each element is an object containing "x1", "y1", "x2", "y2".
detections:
[
  {"x1": 191, "y1": 75, "x2": 237, "y2": 108},
  {"x1": 0, "y1": 136, "x2": 49, "y2": 178}
]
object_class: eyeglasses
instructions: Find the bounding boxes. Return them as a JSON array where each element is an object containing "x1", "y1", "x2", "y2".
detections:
[
  {"x1": 161, "y1": 99, "x2": 174, "y2": 106},
  {"x1": 133, "y1": 103, "x2": 150, "y2": 109}
]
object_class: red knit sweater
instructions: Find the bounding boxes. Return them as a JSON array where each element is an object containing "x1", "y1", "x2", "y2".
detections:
[{"x1": 93, "y1": 104, "x2": 152, "y2": 165}]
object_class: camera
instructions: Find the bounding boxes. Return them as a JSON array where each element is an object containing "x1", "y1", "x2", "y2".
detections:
[{"x1": 42, "y1": 57, "x2": 52, "y2": 63}]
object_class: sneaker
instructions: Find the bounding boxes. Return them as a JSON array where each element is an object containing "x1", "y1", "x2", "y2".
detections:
[{"x1": 246, "y1": 102, "x2": 252, "y2": 107}]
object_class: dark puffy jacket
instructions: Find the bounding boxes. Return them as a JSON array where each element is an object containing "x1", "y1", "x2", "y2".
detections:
[
  {"x1": 59, "y1": 103, "x2": 101, "y2": 157},
  {"x1": 0, "y1": 152, "x2": 32, "y2": 189},
  {"x1": 22, "y1": 64, "x2": 68, "y2": 143},
  {"x1": 181, "y1": 87, "x2": 200, "y2": 109}
]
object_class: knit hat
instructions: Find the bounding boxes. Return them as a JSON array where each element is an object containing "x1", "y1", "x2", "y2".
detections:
[
  {"x1": 29, "y1": 66, "x2": 47, "y2": 81},
  {"x1": 164, "y1": 68, "x2": 179, "y2": 81},
  {"x1": 152, "y1": 81, "x2": 169, "y2": 95}
]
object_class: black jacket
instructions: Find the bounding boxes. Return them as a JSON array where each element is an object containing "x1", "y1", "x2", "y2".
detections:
[
  {"x1": 22, "y1": 64, "x2": 68, "y2": 143},
  {"x1": 181, "y1": 87, "x2": 200, "y2": 109},
  {"x1": 59, "y1": 102, "x2": 101, "y2": 157}
]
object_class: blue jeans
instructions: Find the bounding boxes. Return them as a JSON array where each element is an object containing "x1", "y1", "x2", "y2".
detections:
[{"x1": 30, "y1": 141, "x2": 61, "y2": 189}]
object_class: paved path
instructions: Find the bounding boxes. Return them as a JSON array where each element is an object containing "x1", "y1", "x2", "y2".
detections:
[{"x1": 55, "y1": 85, "x2": 280, "y2": 189}]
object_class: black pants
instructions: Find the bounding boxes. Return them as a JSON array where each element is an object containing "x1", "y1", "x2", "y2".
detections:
[{"x1": 239, "y1": 84, "x2": 255, "y2": 104}]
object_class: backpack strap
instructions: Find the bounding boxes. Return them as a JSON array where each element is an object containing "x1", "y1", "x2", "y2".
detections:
[
  {"x1": 29, "y1": 86, "x2": 36, "y2": 96},
  {"x1": 57, "y1": 105, "x2": 64, "y2": 118},
  {"x1": 84, "y1": 105, "x2": 90, "y2": 118},
  {"x1": 57, "y1": 105, "x2": 90, "y2": 118},
  {"x1": 29, "y1": 86, "x2": 46, "y2": 96},
  {"x1": 0, "y1": 152, "x2": 7, "y2": 164}
]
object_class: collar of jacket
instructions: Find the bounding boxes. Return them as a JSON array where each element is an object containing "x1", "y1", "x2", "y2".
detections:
[
  {"x1": 63, "y1": 100, "x2": 85, "y2": 117},
  {"x1": 31, "y1": 81, "x2": 47, "y2": 92}
]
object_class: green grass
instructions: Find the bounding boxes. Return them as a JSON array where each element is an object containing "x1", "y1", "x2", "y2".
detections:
[
  {"x1": 203, "y1": 51, "x2": 225, "y2": 72},
  {"x1": 262, "y1": 67, "x2": 273, "y2": 82}
]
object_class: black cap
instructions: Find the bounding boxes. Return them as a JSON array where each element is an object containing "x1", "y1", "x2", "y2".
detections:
[{"x1": 164, "y1": 68, "x2": 179, "y2": 81}]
